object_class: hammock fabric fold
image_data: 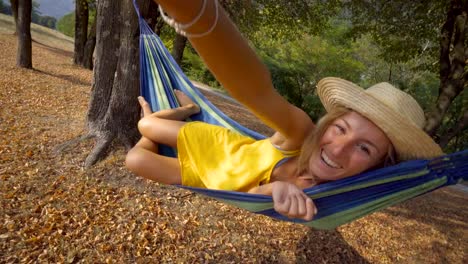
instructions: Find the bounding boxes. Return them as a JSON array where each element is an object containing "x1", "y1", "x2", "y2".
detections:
[{"x1": 133, "y1": 2, "x2": 468, "y2": 230}]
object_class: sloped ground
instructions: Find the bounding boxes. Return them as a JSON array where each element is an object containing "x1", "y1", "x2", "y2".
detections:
[
  {"x1": 0, "y1": 27, "x2": 467, "y2": 263},
  {"x1": 0, "y1": 13, "x2": 74, "y2": 53}
]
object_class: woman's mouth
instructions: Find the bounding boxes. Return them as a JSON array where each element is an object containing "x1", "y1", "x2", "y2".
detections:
[{"x1": 320, "y1": 150, "x2": 342, "y2": 169}]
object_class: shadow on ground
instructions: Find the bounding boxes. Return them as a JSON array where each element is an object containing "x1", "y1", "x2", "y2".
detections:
[
  {"x1": 383, "y1": 188, "x2": 467, "y2": 234},
  {"x1": 295, "y1": 229, "x2": 369, "y2": 263},
  {"x1": 34, "y1": 68, "x2": 91, "y2": 87},
  {"x1": 32, "y1": 39, "x2": 74, "y2": 58}
]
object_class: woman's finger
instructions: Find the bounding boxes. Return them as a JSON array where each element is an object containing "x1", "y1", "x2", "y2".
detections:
[
  {"x1": 288, "y1": 195, "x2": 299, "y2": 218},
  {"x1": 138, "y1": 96, "x2": 153, "y2": 116},
  {"x1": 295, "y1": 193, "x2": 306, "y2": 217},
  {"x1": 304, "y1": 198, "x2": 316, "y2": 221}
]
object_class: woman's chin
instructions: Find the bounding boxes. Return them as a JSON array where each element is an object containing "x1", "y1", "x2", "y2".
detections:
[{"x1": 309, "y1": 156, "x2": 341, "y2": 181}]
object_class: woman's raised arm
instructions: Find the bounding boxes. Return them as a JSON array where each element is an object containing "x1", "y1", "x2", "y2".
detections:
[{"x1": 154, "y1": 0, "x2": 314, "y2": 148}]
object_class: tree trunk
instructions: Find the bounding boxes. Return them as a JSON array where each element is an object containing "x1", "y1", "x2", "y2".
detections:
[
  {"x1": 172, "y1": 34, "x2": 187, "y2": 66},
  {"x1": 86, "y1": 0, "x2": 121, "y2": 166},
  {"x1": 16, "y1": 0, "x2": 31, "y2": 68},
  {"x1": 147, "y1": 1, "x2": 164, "y2": 35},
  {"x1": 10, "y1": 0, "x2": 18, "y2": 35},
  {"x1": 74, "y1": 0, "x2": 89, "y2": 66},
  {"x1": 424, "y1": 0, "x2": 467, "y2": 136},
  {"x1": 145, "y1": 0, "x2": 160, "y2": 30},
  {"x1": 83, "y1": 19, "x2": 97, "y2": 70},
  {"x1": 85, "y1": 0, "x2": 150, "y2": 167}
]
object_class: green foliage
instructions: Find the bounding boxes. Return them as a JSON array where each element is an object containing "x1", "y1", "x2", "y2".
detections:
[
  {"x1": 344, "y1": 0, "x2": 467, "y2": 149},
  {"x1": 258, "y1": 20, "x2": 366, "y2": 120},
  {"x1": 442, "y1": 94, "x2": 468, "y2": 152},
  {"x1": 158, "y1": 23, "x2": 220, "y2": 89},
  {"x1": 348, "y1": 33, "x2": 440, "y2": 107},
  {"x1": 161, "y1": 1, "x2": 345, "y2": 95},
  {"x1": 344, "y1": 0, "x2": 449, "y2": 71},
  {"x1": 158, "y1": 23, "x2": 176, "y2": 51},
  {"x1": 35, "y1": 15, "x2": 57, "y2": 29},
  {"x1": 31, "y1": 0, "x2": 41, "y2": 23},
  {"x1": 57, "y1": 4, "x2": 96, "y2": 38},
  {"x1": 181, "y1": 51, "x2": 221, "y2": 89},
  {"x1": 57, "y1": 12, "x2": 74, "y2": 37},
  {"x1": 88, "y1": 5, "x2": 96, "y2": 29},
  {"x1": 222, "y1": 0, "x2": 342, "y2": 45}
]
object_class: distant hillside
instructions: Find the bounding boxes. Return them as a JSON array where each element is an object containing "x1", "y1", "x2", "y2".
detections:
[
  {"x1": 0, "y1": 13, "x2": 73, "y2": 53},
  {"x1": 36, "y1": 0, "x2": 74, "y2": 19}
]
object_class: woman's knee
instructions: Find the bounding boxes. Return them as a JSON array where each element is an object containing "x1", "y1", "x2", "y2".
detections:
[
  {"x1": 125, "y1": 147, "x2": 144, "y2": 173},
  {"x1": 137, "y1": 116, "x2": 157, "y2": 135},
  {"x1": 138, "y1": 117, "x2": 182, "y2": 148},
  {"x1": 125, "y1": 147, "x2": 182, "y2": 185}
]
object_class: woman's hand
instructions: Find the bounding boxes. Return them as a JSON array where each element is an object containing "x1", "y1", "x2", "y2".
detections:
[{"x1": 272, "y1": 181, "x2": 317, "y2": 221}]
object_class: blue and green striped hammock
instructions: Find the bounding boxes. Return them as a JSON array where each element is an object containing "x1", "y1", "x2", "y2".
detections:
[{"x1": 133, "y1": 3, "x2": 467, "y2": 229}]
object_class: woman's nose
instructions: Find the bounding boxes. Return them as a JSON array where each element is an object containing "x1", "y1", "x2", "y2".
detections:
[{"x1": 329, "y1": 136, "x2": 350, "y2": 157}]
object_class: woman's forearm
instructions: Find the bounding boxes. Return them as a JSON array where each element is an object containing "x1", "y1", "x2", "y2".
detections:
[
  {"x1": 248, "y1": 182, "x2": 275, "y2": 196},
  {"x1": 153, "y1": 0, "x2": 272, "y2": 102}
]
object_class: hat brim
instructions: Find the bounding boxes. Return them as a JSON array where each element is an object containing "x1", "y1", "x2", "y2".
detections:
[{"x1": 316, "y1": 77, "x2": 443, "y2": 160}]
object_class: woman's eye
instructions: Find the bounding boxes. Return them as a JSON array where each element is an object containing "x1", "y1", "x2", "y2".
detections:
[
  {"x1": 335, "y1": 124, "x2": 345, "y2": 134},
  {"x1": 358, "y1": 144, "x2": 370, "y2": 155}
]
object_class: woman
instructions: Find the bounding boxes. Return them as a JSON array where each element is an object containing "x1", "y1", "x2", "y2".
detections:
[{"x1": 125, "y1": 0, "x2": 443, "y2": 221}]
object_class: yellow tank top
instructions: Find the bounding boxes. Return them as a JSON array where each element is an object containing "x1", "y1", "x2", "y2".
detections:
[{"x1": 177, "y1": 122, "x2": 300, "y2": 192}]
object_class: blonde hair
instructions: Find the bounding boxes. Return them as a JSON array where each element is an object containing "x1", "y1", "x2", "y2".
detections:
[
  {"x1": 297, "y1": 107, "x2": 397, "y2": 176},
  {"x1": 383, "y1": 145, "x2": 397, "y2": 167}
]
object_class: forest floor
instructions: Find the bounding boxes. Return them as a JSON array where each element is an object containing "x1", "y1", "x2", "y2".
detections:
[{"x1": 1, "y1": 19, "x2": 467, "y2": 263}]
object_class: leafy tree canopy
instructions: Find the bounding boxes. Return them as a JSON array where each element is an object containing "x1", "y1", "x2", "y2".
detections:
[
  {"x1": 36, "y1": 15, "x2": 56, "y2": 28},
  {"x1": 344, "y1": 0, "x2": 449, "y2": 71},
  {"x1": 221, "y1": 0, "x2": 342, "y2": 44},
  {"x1": 258, "y1": 20, "x2": 367, "y2": 120},
  {"x1": 57, "y1": 4, "x2": 96, "y2": 37},
  {"x1": 31, "y1": 0, "x2": 41, "y2": 23},
  {"x1": 57, "y1": 12, "x2": 74, "y2": 37}
]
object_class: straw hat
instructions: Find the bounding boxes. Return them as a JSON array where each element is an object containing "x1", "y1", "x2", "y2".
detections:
[{"x1": 316, "y1": 77, "x2": 443, "y2": 161}]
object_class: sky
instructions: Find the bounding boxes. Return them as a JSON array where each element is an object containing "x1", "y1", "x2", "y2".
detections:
[{"x1": 35, "y1": 0, "x2": 74, "y2": 19}]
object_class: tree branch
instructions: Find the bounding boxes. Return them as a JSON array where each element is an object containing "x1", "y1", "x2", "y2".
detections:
[
  {"x1": 439, "y1": 109, "x2": 468, "y2": 148},
  {"x1": 438, "y1": 0, "x2": 457, "y2": 84},
  {"x1": 425, "y1": 1, "x2": 467, "y2": 135},
  {"x1": 85, "y1": 134, "x2": 114, "y2": 168}
]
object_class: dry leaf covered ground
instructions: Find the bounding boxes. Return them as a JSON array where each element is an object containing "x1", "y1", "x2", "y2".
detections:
[{"x1": 1, "y1": 20, "x2": 467, "y2": 263}]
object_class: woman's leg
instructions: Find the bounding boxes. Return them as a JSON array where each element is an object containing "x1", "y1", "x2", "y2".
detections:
[
  {"x1": 137, "y1": 91, "x2": 200, "y2": 148},
  {"x1": 125, "y1": 91, "x2": 200, "y2": 184},
  {"x1": 126, "y1": 147, "x2": 182, "y2": 184}
]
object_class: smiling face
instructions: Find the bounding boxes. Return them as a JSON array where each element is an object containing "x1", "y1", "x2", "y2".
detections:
[{"x1": 306, "y1": 111, "x2": 392, "y2": 182}]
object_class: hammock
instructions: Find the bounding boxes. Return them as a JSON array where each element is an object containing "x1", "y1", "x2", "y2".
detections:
[{"x1": 133, "y1": 2, "x2": 468, "y2": 229}]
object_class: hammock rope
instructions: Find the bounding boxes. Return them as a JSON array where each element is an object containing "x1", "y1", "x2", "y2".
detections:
[{"x1": 132, "y1": 1, "x2": 468, "y2": 229}]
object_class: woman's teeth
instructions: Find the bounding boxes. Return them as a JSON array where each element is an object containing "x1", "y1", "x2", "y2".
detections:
[{"x1": 321, "y1": 151, "x2": 341, "y2": 169}]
